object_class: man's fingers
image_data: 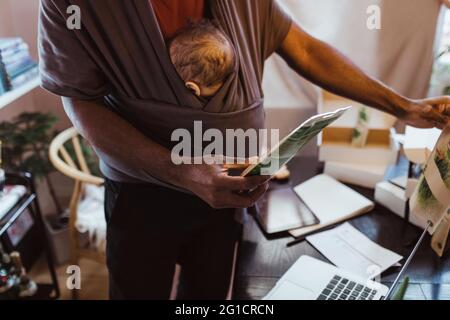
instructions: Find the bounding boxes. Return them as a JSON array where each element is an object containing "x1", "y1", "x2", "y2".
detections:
[
  {"x1": 418, "y1": 101, "x2": 450, "y2": 127},
  {"x1": 442, "y1": 104, "x2": 450, "y2": 117},
  {"x1": 222, "y1": 156, "x2": 259, "y2": 169},
  {"x1": 245, "y1": 182, "x2": 270, "y2": 202},
  {"x1": 225, "y1": 182, "x2": 269, "y2": 208},
  {"x1": 216, "y1": 172, "x2": 271, "y2": 190},
  {"x1": 428, "y1": 112, "x2": 450, "y2": 128},
  {"x1": 435, "y1": 105, "x2": 450, "y2": 126},
  {"x1": 423, "y1": 96, "x2": 450, "y2": 105}
]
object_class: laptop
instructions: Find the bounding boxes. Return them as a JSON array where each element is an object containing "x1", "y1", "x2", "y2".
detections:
[
  {"x1": 264, "y1": 256, "x2": 388, "y2": 300},
  {"x1": 265, "y1": 223, "x2": 429, "y2": 300}
]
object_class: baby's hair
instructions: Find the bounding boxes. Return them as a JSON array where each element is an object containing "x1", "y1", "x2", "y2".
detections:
[{"x1": 169, "y1": 19, "x2": 236, "y2": 88}]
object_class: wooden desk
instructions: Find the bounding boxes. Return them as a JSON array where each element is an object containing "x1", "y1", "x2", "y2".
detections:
[{"x1": 235, "y1": 157, "x2": 450, "y2": 300}]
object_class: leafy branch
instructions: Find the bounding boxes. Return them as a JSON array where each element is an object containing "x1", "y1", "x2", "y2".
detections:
[{"x1": 0, "y1": 112, "x2": 61, "y2": 214}]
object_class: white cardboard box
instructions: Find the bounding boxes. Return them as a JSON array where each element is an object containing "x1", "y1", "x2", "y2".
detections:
[
  {"x1": 324, "y1": 161, "x2": 387, "y2": 189},
  {"x1": 318, "y1": 91, "x2": 399, "y2": 166},
  {"x1": 318, "y1": 91, "x2": 397, "y2": 129},
  {"x1": 319, "y1": 128, "x2": 399, "y2": 166},
  {"x1": 403, "y1": 127, "x2": 441, "y2": 165},
  {"x1": 374, "y1": 181, "x2": 407, "y2": 218},
  {"x1": 374, "y1": 179, "x2": 428, "y2": 230}
]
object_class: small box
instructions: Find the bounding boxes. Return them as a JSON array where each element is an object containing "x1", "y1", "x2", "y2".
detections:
[
  {"x1": 318, "y1": 91, "x2": 397, "y2": 128},
  {"x1": 403, "y1": 127, "x2": 441, "y2": 165},
  {"x1": 324, "y1": 161, "x2": 387, "y2": 189},
  {"x1": 374, "y1": 179, "x2": 429, "y2": 230},
  {"x1": 319, "y1": 127, "x2": 399, "y2": 166},
  {"x1": 318, "y1": 91, "x2": 399, "y2": 166},
  {"x1": 375, "y1": 181, "x2": 407, "y2": 218}
]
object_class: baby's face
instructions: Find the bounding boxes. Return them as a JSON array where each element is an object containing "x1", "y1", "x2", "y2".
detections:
[
  {"x1": 185, "y1": 80, "x2": 224, "y2": 97},
  {"x1": 198, "y1": 82, "x2": 223, "y2": 97}
]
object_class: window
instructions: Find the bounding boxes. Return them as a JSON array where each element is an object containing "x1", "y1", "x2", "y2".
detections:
[
  {"x1": 439, "y1": 9, "x2": 450, "y2": 54},
  {"x1": 429, "y1": 8, "x2": 450, "y2": 96}
]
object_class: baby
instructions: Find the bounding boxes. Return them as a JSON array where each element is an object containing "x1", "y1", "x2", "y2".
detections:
[{"x1": 169, "y1": 20, "x2": 236, "y2": 98}]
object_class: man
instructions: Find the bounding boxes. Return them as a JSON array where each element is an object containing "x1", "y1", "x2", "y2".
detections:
[{"x1": 39, "y1": 0, "x2": 450, "y2": 299}]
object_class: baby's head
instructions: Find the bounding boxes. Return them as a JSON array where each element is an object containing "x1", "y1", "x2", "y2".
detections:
[{"x1": 169, "y1": 20, "x2": 236, "y2": 97}]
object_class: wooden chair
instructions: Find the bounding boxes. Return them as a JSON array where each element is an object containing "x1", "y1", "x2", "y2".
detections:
[
  {"x1": 49, "y1": 127, "x2": 238, "y2": 300},
  {"x1": 49, "y1": 127, "x2": 105, "y2": 299}
]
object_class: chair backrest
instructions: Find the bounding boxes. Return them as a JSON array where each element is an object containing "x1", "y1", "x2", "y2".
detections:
[{"x1": 49, "y1": 127, "x2": 104, "y2": 185}]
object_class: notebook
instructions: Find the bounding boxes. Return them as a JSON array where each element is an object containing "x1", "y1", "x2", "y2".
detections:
[{"x1": 289, "y1": 174, "x2": 374, "y2": 238}]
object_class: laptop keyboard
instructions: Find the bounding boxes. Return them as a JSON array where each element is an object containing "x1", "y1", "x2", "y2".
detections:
[{"x1": 317, "y1": 275, "x2": 377, "y2": 300}]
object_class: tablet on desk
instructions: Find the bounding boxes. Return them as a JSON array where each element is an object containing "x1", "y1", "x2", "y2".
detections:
[{"x1": 254, "y1": 188, "x2": 319, "y2": 234}]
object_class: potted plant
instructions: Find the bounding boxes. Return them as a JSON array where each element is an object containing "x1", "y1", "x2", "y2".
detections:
[
  {"x1": 0, "y1": 112, "x2": 62, "y2": 215},
  {"x1": 0, "y1": 112, "x2": 101, "y2": 264}
]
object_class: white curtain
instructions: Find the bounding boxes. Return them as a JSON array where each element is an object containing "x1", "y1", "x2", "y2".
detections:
[{"x1": 263, "y1": 0, "x2": 445, "y2": 111}]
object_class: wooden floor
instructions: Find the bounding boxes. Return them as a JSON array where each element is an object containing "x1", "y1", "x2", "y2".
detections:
[{"x1": 29, "y1": 257, "x2": 109, "y2": 300}]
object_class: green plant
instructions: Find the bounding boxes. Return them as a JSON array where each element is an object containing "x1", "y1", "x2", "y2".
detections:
[
  {"x1": 444, "y1": 86, "x2": 450, "y2": 95},
  {"x1": 358, "y1": 107, "x2": 368, "y2": 123},
  {"x1": 417, "y1": 147, "x2": 450, "y2": 206},
  {"x1": 0, "y1": 112, "x2": 101, "y2": 215},
  {"x1": 391, "y1": 277, "x2": 409, "y2": 300},
  {"x1": 0, "y1": 112, "x2": 61, "y2": 214}
]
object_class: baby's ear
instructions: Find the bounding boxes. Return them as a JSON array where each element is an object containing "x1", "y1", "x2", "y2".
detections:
[{"x1": 185, "y1": 81, "x2": 201, "y2": 97}]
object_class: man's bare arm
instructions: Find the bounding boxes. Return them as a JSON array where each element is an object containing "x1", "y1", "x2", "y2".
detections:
[
  {"x1": 278, "y1": 23, "x2": 450, "y2": 128},
  {"x1": 62, "y1": 97, "x2": 269, "y2": 208},
  {"x1": 62, "y1": 97, "x2": 183, "y2": 186}
]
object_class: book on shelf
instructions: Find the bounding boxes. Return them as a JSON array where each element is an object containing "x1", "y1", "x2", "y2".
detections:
[
  {"x1": 10, "y1": 66, "x2": 39, "y2": 89},
  {"x1": 6, "y1": 60, "x2": 37, "y2": 80},
  {"x1": 1, "y1": 49, "x2": 30, "y2": 66},
  {"x1": 0, "y1": 43, "x2": 29, "y2": 58},
  {"x1": 5, "y1": 57, "x2": 35, "y2": 75},
  {"x1": 0, "y1": 69, "x2": 8, "y2": 94},
  {"x1": 0, "y1": 37, "x2": 38, "y2": 94},
  {"x1": 0, "y1": 81, "x2": 6, "y2": 95},
  {"x1": 0, "y1": 38, "x2": 24, "y2": 52}
]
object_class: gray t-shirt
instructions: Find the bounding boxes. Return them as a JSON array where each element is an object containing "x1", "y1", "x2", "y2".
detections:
[{"x1": 39, "y1": 0, "x2": 292, "y2": 185}]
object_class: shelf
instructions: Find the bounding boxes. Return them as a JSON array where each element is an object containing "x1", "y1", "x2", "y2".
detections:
[
  {"x1": 0, "y1": 193, "x2": 35, "y2": 236},
  {"x1": 0, "y1": 76, "x2": 40, "y2": 110}
]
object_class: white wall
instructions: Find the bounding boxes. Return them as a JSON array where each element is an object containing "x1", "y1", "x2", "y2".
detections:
[
  {"x1": 263, "y1": 0, "x2": 444, "y2": 157},
  {"x1": 0, "y1": 0, "x2": 73, "y2": 215},
  {"x1": 0, "y1": 0, "x2": 71, "y2": 127}
]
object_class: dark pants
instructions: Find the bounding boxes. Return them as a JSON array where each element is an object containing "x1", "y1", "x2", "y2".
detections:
[{"x1": 104, "y1": 178, "x2": 241, "y2": 300}]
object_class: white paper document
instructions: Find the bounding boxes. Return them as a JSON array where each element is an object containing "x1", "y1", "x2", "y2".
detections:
[
  {"x1": 306, "y1": 223, "x2": 403, "y2": 279},
  {"x1": 242, "y1": 107, "x2": 350, "y2": 176}
]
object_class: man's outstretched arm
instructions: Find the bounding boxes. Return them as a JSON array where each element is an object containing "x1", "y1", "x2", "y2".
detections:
[{"x1": 278, "y1": 23, "x2": 450, "y2": 129}]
